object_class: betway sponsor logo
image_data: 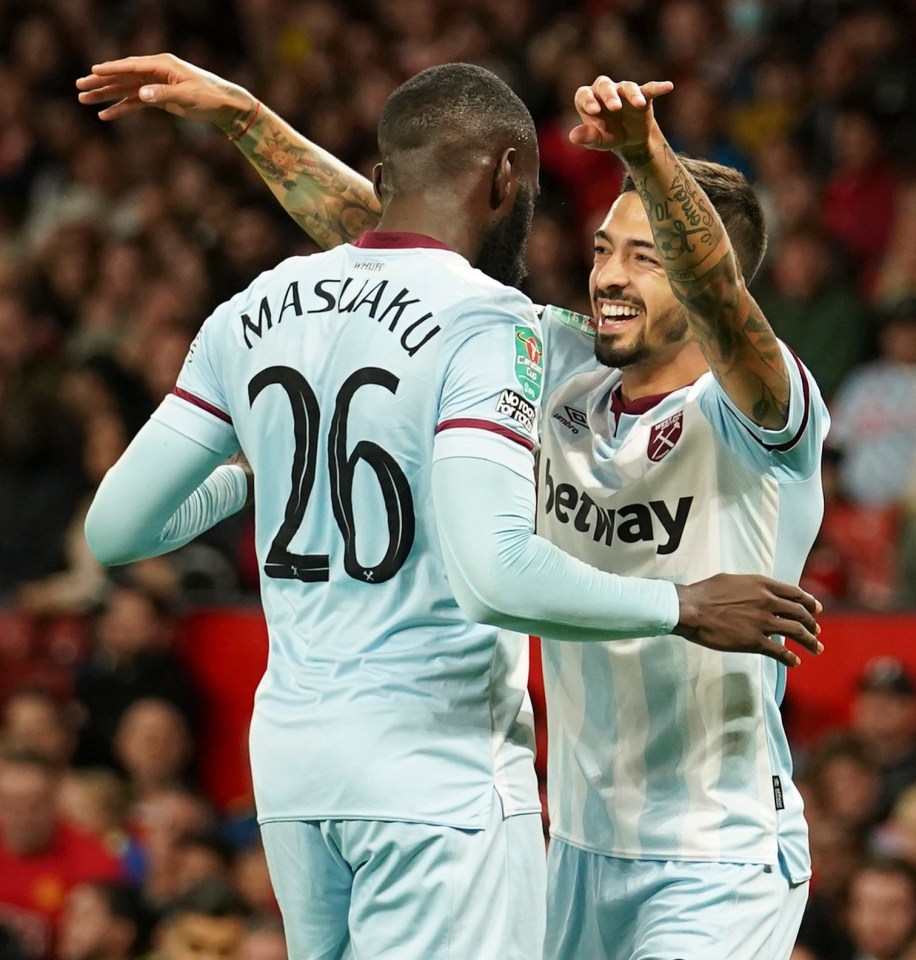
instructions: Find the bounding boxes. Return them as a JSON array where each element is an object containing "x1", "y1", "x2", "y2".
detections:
[{"x1": 543, "y1": 459, "x2": 692, "y2": 556}]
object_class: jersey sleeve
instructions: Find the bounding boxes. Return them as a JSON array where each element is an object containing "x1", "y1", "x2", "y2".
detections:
[
  {"x1": 152, "y1": 301, "x2": 239, "y2": 456},
  {"x1": 697, "y1": 341, "x2": 830, "y2": 479},
  {"x1": 433, "y1": 294, "x2": 544, "y2": 479},
  {"x1": 539, "y1": 303, "x2": 599, "y2": 404}
]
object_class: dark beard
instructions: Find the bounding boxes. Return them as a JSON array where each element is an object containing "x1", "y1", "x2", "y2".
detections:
[
  {"x1": 475, "y1": 183, "x2": 536, "y2": 288},
  {"x1": 594, "y1": 303, "x2": 688, "y2": 368}
]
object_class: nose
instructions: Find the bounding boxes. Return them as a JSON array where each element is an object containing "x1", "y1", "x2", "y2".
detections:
[{"x1": 594, "y1": 250, "x2": 629, "y2": 294}]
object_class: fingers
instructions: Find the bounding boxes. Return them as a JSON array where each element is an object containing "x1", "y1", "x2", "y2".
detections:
[
  {"x1": 77, "y1": 82, "x2": 141, "y2": 105},
  {"x1": 89, "y1": 54, "x2": 178, "y2": 78},
  {"x1": 640, "y1": 80, "x2": 674, "y2": 100},
  {"x1": 758, "y1": 637, "x2": 801, "y2": 669},
  {"x1": 771, "y1": 615, "x2": 821, "y2": 657},
  {"x1": 575, "y1": 77, "x2": 673, "y2": 116},
  {"x1": 568, "y1": 122, "x2": 603, "y2": 146},
  {"x1": 763, "y1": 578, "x2": 822, "y2": 615},
  {"x1": 96, "y1": 96, "x2": 145, "y2": 121},
  {"x1": 768, "y1": 597, "x2": 819, "y2": 643}
]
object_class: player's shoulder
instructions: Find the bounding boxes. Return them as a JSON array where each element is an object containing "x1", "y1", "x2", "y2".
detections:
[{"x1": 445, "y1": 270, "x2": 539, "y2": 332}]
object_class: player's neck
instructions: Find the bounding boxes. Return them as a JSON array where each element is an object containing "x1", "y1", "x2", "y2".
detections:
[
  {"x1": 618, "y1": 342, "x2": 708, "y2": 406},
  {"x1": 376, "y1": 201, "x2": 478, "y2": 264}
]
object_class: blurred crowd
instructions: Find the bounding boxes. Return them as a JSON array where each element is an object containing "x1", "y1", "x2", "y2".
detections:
[{"x1": 0, "y1": 0, "x2": 915, "y2": 957}]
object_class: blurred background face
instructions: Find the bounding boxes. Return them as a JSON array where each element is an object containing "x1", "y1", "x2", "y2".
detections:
[
  {"x1": 160, "y1": 915, "x2": 246, "y2": 960},
  {"x1": 0, "y1": 761, "x2": 59, "y2": 854},
  {"x1": 772, "y1": 235, "x2": 832, "y2": 300},
  {"x1": 848, "y1": 869, "x2": 916, "y2": 959},
  {"x1": 879, "y1": 321, "x2": 916, "y2": 366},
  {"x1": 2, "y1": 691, "x2": 73, "y2": 765},
  {"x1": 239, "y1": 927, "x2": 287, "y2": 960},
  {"x1": 58, "y1": 884, "x2": 135, "y2": 960},
  {"x1": 114, "y1": 698, "x2": 191, "y2": 789},
  {"x1": 853, "y1": 690, "x2": 916, "y2": 747},
  {"x1": 95, "y1": 588, "x2": 164, "y2": 659}
]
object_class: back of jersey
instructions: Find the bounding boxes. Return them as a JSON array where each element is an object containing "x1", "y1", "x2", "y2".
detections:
[{"x1": 168, "y1": 233, "x2": 544, "y2": 828}]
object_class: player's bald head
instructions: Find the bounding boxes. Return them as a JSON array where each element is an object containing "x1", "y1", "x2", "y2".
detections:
[{"x1": 376, "y1": 63, "x2": 538, "y2": 195}]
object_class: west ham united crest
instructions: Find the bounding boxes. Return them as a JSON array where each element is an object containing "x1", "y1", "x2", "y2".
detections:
[{"x1": 648, "y1": 411, "x2": 684, "y2": 462}]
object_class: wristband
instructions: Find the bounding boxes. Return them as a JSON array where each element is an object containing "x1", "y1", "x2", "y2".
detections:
[{"x1": 227, "y1": 99, "x2": 261, "y2": 142}]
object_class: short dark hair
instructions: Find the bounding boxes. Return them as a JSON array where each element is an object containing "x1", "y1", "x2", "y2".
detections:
[
  {"x1": 377, "y1": 63, "x2": 536, "y2": 182},
  {"x1": 175, "y1": 828, "x2": 236, "y2": 871},
  {"x1": 160, "y1": 878, "x2": 251, "y2": 925},
  {"x1": 621, "y1": 156, "x2": 767, "y2": 281}
]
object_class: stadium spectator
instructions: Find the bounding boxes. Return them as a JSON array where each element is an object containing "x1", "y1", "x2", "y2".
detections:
[
  {"x1": 127, "y1": 787, "x2": 215, "y2": 906},
  {"x1": 1, "y1": 687, "x2": 75, "y2": 766},
  {"x1": 822, "y1": 106, "x2": 900, "y2": 293},
  {"x1": 851, "y1": 659, "x2": 916, "y2": 819},
  {"x1": 753, "y1": 228, "x2": 868, "y2": 400},
  {"x1": 239, "y1": 916, "x2": 286, "y2": 960},
  {"x1": 847, "y1": 858, "x2": 916, "y2": 960},
  {"x1": 152, "y1": 879, "x2": 249, "y2": 960},
  {"x1": 829, "y1": 298, "x2": 916, "y2": 507},
  {"x1": 0, "y1": 750, "x2": 122, "y2": 960},
  {"x1": 804, "y1": 732, "x2": 882, "y2": 838},
  {"x1": 171, "y1": 829, "x2": 235, "y2": 898},
  {"x1": 57, "y1": 881, "x2": 151, "y2": 960},
  {"x1": 73, "y1": 586, "x2": 197, "y2": 770},
  {"x1": 57, "y1": 768, "x2": 132, "y2": 863},
  {"x1": 113, "y1": 698, "x2": 194, "y2": 803}
]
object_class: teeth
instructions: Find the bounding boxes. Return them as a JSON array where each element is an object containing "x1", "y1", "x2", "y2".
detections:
[{"x1": 600, "y1": 304, "x2": 640, "y2": 319}]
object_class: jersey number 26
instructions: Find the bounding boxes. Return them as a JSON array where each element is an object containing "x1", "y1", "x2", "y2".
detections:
[{"x1": 248, "y1": 365, "x2": 416, "y2": 585}]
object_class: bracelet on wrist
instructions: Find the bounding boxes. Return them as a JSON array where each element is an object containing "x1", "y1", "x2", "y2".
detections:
[{"x1": 227, "y1": 99, "x2": 261, "y2": 142}]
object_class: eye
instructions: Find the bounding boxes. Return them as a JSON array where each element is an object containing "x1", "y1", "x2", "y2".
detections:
[{"x1": 635, "y1": 252, "x2": 658, "y2": 265}]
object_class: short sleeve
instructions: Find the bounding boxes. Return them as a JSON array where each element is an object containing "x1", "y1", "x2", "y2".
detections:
[
  {"x1": 539, "y1": 304, "x2": 599, "y2": 404},
  {"x1": 433, "y1": 296, "x2": 544, "y2": 479},
  {"x1": 697, "y1": 341, "x2": 830, "y2": 479},
  {"x1": 151, "y1": 302, "x2": 239, "y2": 456}
]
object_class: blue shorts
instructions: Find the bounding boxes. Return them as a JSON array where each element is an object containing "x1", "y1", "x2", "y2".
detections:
[
  {"x1": 545, "y1": 839, "x2": 808, "y2": 960},
  {"x1": 260, "y1": 790, "x2": 545, "y2": 960}
]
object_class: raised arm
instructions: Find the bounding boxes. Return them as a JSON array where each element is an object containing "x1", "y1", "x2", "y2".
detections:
[
  {"x1": 570, "y1": 77, "x2": 789, "y2": 429},
  {"x1": 76, "y1": 54, "x2": 381, "y2": 249}
]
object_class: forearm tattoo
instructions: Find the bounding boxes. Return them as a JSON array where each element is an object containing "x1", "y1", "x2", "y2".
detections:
[
  {"x1": 234, "y1": 112, "x2": 381, "y2": 249},
  {"x1": 627, "y1": 144, "x2": 789, "y2": 426}
]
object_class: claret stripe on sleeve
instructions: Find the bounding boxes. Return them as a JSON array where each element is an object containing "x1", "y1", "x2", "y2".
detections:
[
  {"x1": 725, "y1": 348, "x2": 810, "y2": 453},
  {"x1": 171, "y1": 387, "x2": 233, "y2": 425},
  {"x1": 435, "y1": 418, "x2": 535, "y2": 451}
]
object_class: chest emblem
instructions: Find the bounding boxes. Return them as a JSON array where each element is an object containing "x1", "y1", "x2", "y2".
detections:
[{"x1": 648, "y1": 411, "x2": 684, "y2": 462}]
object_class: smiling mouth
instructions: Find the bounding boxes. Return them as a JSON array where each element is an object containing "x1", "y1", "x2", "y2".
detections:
[{"x1": 596, "y1": 303, "x2": 642, "y2": 331}]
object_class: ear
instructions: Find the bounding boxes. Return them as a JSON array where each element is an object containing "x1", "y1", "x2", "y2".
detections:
[
  {"x1": 490, "y1": 147, "x2": 516, "y2": 212},
  {"x1": 372, "y1": 163, "x2": 384, "y2": 203}
]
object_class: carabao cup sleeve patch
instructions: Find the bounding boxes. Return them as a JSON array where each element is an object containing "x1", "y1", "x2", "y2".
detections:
[{"x1": 514, "y1": 325, "x2": 544, "y2": 401}]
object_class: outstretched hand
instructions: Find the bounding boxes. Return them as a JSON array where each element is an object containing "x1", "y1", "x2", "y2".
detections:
[
  {"x1": 76, "y1": 53, "x2": 253, "y2": 131},
  {"x1": 569, "y1": 76, "x2": 673, "y2": 154},
  {"x1": 674, "y1": 574, "x2": 823, "y2": 668}
]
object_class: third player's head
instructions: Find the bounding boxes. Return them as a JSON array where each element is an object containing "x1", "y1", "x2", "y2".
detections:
[
  {"x1": 375, "y1": 63, "x2": 539, "y2": 287},
  {"x1": 590, "y1": 158, "x2": 766, "y2": 370}
]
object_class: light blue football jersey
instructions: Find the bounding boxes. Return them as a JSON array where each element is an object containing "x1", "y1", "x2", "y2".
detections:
[
  {"x1": 537, "y1": 307, "x2": 829, "y2": 883},
  {"x1": 154, "y1": 233, "x2": 547, "y2": 829}
]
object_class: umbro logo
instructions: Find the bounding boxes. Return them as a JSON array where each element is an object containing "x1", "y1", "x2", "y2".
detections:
[
  {"x1": 553, "y1": 405, "x2": 587, "y2": 435},
  {"x1": 565, "y1": 406, "x2": 587, "y2": 427}
]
